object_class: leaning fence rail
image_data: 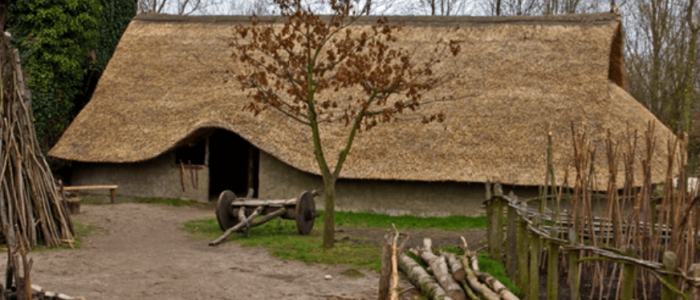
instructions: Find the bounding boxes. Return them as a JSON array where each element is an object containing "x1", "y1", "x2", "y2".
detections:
[
  {"x1": 486, "y1": 184, "x2": 700, "y2": 300},
  {"x1": 483, "y1": 126, "x2": 700, "y2": 300}
]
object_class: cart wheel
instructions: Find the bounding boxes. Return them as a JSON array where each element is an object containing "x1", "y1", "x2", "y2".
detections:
[
  {"x1": 216, "y1": 190, "x2": 239, "y2": 231},
  {"x1": 295, "y1": 191, "x2": 317, "y2": 235}
]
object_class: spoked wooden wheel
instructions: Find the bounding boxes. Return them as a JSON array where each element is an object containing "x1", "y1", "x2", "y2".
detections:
[
  {"x1": 216, "y1": 190, "x2": 239, "y2": 231},
  {"x1": 295, "y1": 191, "x2": 317, "y2": 235}
]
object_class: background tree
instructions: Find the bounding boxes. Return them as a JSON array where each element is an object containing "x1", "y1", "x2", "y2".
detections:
[
  {"x1": 138, "y1": 0, "x2": 224, "y2": 15},
  {"x1": 77, "y1": 0, "x2": 136, "y2": 115},
  {"x1": 8, "y1": 0, "x2": 102, "y2": 152},
  {"x1": 625, "y1": 0, "x2": 700, "y2": 168},
  {"x1": 7, "y1": 0, "x2": 135, "y2": 178},
  {"x1": 229, "y1": 0, "x2": 461, "y2": 247}
]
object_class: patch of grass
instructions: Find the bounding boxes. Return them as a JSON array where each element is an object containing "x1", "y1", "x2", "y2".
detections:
[
  {"x1": 324, "y1": 211, "x2": 487, "y2": 230},
  {"x1": 183, "y1": 210, "x2": 486, "y2": 274},
  {"x1": 440, "y1": 246, "x2": 465, "y2": 256},
  {"x1": 80, "y1": 194, "x2": 111, "y2": 205},
  {"x1": 74, "y1": 219, "x2": 107, "y2": 238},
  {"x1": 405, "y1": 251, "x2": 428, "y2": 270},
  {"x1": 32, "y1": 219, "x2": 106, "y2": 252},
  {"x1": 134, "y1": 197, "x2": 205, "y2": 207},
  {"x1": 477, "y1": 251, "x2": 521, "y2": 296},
  {"x1": 183, "y1": 217, "x2": 383, "y2": 272},
  {"x1": 80, "y1": 193, "x2": 206, "y2": 207},
  {"x1": 340, "y1": 268, "x2": 365, "y2": 277}
]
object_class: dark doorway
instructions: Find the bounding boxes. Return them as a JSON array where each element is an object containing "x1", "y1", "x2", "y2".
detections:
[{"x1": 208, "y1": 129, "x2": 259, "y2": 199}]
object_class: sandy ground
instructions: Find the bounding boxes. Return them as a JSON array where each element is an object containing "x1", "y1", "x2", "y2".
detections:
[{"x1": 17, "y1": 203, "x2": 380, "y2": 300}]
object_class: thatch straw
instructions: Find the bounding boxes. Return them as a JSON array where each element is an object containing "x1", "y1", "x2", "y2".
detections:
[{"x1": 49, "y1": 13, "x2": 676, "y2": 187}]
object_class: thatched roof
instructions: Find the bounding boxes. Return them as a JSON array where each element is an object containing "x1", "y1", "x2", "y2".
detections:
[{"x1": 49, "y1": 13, "x2": 678, "y2": 187}]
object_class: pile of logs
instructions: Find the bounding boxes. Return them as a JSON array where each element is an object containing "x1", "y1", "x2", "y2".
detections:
[
  {"x1": 0, "y1": 32, "x2": 74, "y2": 249},
  {"x1": 0, "y1": 15, "x2": 76, "y2": 299},
  {"x1": 396, "y1": 236, "x2": 519, "y2": 300}
]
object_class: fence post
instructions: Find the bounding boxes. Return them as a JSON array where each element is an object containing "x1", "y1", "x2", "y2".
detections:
[
  {"x1": 547, "y1": 240, "x2": 559, "y2": 300},
  {"x1": 529, "y1": 229, "x2": 540, "y2": 300},
  {"x1": 690, "y1": 263, "x2": 700, "y2": 300},
  {"x1": 485, "y1": 181, "x2": 493, "y2": 261},
  {"x1": 621, "y1": 262, "x2": 637, "y2": 300},
  {"x1": 506, "y1": 192, "x2": 518, "y2": 279},
  {"x1": 661, "y1": 251, "x2": 677, "y2": 300},
  {"x1": 489, "y1": 183, "x2": 503, "y2": 261},
  {"x1": 517, "y1": 202, "x2": 529, "y2": 297},
  {"x1": 568, "y1": 227, "x2": 580, "y2": 300}
]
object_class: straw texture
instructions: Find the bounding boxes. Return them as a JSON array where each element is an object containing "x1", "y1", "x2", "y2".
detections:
[{"x1": 49, "y1": 13, "x2": 676, "y2": 187}]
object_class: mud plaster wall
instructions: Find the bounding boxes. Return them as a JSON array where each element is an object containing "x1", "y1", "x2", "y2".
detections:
[
  {"x1": 258, "y1": 152, "x2": 539, "y2": 217},
  {"x1": 71, "y1": 152, "x2": 209, "y2": 201}
]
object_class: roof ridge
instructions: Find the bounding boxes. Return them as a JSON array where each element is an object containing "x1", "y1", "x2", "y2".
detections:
[{"x1": 133, "y1": 12, "x2": 620, "y2": 27}]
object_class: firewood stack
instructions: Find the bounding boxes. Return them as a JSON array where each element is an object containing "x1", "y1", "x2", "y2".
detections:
[
  {"x1": 396, "y1": 237, "x2": 519, "y2": 300},
  {"x1": 0, "y1": 7, "x2": 76, "y2": 298},
  {"x1": 0, "y1": 32, "x2": 74, "y2": 247}
]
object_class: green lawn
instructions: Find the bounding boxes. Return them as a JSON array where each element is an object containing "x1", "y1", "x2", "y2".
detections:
[
  {"x1": 328, "y1": 211, "x2": 487, "y2": 230},
  {"x1": 183, "y1": 210, "x2": 488, "y2": 275},
  {"x1": 182, "y1": 209, "x2": 519, "y2": 296},
  {"x1": 184, "y1": 215, "x2": 384, "y2": 272}
]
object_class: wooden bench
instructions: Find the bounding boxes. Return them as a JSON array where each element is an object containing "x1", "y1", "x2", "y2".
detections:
[{"x1": 61, "y1": 185, "x2": 119, "y2": 203}]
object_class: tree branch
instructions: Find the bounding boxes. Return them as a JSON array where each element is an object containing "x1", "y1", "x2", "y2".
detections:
[{"x1": 333, "y1": 91, "x2": 377, "y2": 178}]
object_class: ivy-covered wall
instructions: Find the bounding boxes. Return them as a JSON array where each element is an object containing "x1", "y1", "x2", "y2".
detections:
[
  {"x1": 7, "y1": 0, "x2": 135, "y2": 154},
  {"x1": 78, "y1": 0, "x2": 136, "y2": 113}
]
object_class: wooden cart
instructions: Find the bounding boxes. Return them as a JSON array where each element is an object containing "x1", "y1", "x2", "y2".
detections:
[{"x1": 210, "y1": 190, "x2": 319, "y2": 246}]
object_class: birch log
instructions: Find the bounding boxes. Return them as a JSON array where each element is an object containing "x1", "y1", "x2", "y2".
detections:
[
  {"x1": 398, "y1": 254, "x2": 453, "y2": 300},
  {"x1": 475, "y1": 271, "x2": 520, "y2": 300},
  {"x1": 458, "y1": 256, "x2": 500, "y2": 300},
  {"x1": 443, "y1": 252, "x2": 466, "y2": 281},
  {"x1": 415, "y1": 238, "x2": 466, "y2": 300},
  {"x1": 390, "y1": 225, "x2": 401, "y2": 300}
]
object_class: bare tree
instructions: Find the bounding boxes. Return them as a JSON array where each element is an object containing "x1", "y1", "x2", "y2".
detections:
[
  {"x1": 481, "y1": 0, "x2": 608, "y2": 16},
  {"x1": 683, "y1": 0, "x2": 699, "y2": 134},
  {"x1": 625, "y1": 0, "x2": 694, "y2": 131},
  {"x1": 137, "y1": 0, "x2": 223, "y2": 15},
  {"x1": 625, "y1": 0, "x2": 700, "y2": 167}
]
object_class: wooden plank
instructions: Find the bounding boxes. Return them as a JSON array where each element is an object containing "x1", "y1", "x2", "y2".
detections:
[
  {"x1": 62, "y1": 185, "x2": 118, "y2": 191},
  {"x1": 231, "y1": 198, "x2": 297, "y2": 207}
]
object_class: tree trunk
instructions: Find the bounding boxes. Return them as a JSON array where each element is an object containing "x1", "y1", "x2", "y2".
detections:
[
  {"x1": 322, "y1": 178, "x2": 336, "y2": 248},
  {"x1": 684, "y1": 0, "x2": 698, "y2": 136}
]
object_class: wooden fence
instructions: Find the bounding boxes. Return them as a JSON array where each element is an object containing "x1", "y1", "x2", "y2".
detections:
[{"x1": 485, "y1": 182, "x2": 700, "y2": 300}]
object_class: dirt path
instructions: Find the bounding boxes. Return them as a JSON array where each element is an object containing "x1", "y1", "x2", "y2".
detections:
[{"x1": 19, "y1": 204, "x2": 379, "y2": 300}]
